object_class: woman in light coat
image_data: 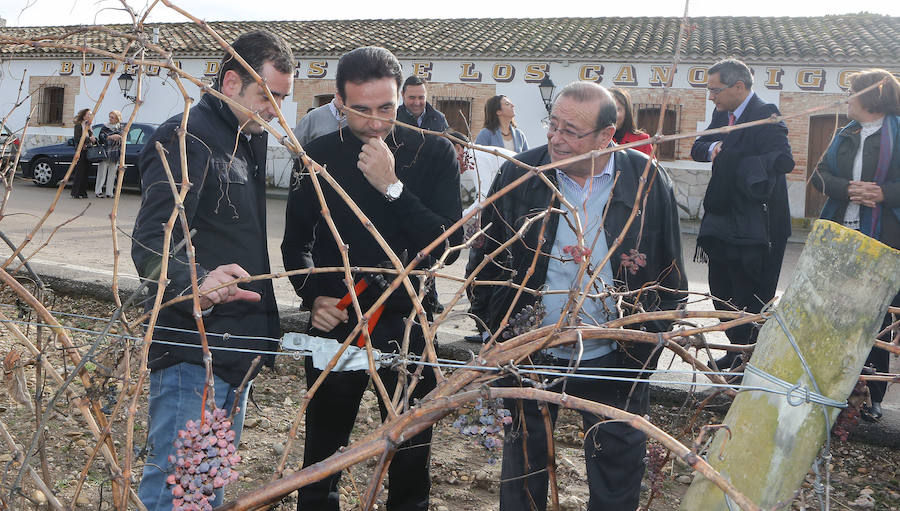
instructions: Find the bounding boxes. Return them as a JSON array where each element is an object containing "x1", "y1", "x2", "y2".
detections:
[{"x1": 96, "y1": 110, "x2": 123, "y2": 198}]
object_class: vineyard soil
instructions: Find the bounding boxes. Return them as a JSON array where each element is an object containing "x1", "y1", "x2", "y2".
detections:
[{"x1": 1, "y1": 291, "x2": 898, "y2": 510}]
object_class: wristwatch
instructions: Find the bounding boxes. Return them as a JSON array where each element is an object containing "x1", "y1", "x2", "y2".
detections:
[{"x1": 385, "y1": 180, "x2": 404, "y2": 202}]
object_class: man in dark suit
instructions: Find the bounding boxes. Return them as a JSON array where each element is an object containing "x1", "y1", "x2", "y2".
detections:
[{"x1": 691, "y1": 58, "x2": 795, "y2": 369}]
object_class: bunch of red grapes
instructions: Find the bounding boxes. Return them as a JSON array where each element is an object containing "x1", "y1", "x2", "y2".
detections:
[
  {"x1": 645, "y1": 442, "x2": 669, "y2": 495},
  {"x1": 166, "y1": 407, "x2": 241, "y2": 511}
]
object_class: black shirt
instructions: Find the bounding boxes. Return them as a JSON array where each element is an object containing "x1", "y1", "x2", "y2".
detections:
[{"x1": 282, "y1": 125, "x2": 462, "y2": 317}]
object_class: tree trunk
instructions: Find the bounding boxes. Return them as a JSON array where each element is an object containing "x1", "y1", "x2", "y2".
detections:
[{"x1": 681, "y1": 220, "x2": 900, "y2": 510}]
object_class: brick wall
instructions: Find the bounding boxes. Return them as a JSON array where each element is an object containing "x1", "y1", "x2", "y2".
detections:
[
  {"x1": 293, "y1": 78, "x2": 336, "y2": 122},
  {"x1": 627, "y1": 88, "x2": 707, "y2": 161},
  {"x1": 427, "y1": 82, "x2": 496, "y2": 138},
  {"x1": 779, "y1": 92, "x2": 846, "y2": 180},
  {"x1": 292, "y1": 79, "x2": 497, "y2": 139},
  {"x1": 28, "y1": 75, "x2": 81, "y2": 128}
]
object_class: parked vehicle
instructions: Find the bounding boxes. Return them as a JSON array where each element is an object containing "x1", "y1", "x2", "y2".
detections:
[
  {"x1": 0, "y1": 123, "x2": 20, "y2": 168},
  {"x1": 18, "y1": 123, "x2": 156, "y2": 188}
]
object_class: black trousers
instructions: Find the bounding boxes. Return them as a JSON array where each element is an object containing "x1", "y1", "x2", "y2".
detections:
[
  {"x1": 71, "y1": 152, "x2": 90, "y2": 197},
  {"x1": 707, "y1": 237, "x2": 787, "y2": 348},
  {"x1": 866, "y1": 291, "x2": 900, "y2": 403},
  {"x1": 499, "y1": 350, "x2": 650, "y2": 511},
  {"x1": 298, "y1": 317, "x2": 436, "y2": 511}
]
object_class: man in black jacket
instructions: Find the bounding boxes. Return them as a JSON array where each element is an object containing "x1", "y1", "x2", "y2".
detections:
[
  {"x1": 691, "y1": 58, "x2": 795, "y2": 370},
  {"x1": 471, "y1": 81, "x2": 686, "y2": 510},
  {"x1": 396, "y1": 75, "x2": 449, "y2": 132},
  {"x1": 282, "y1": 46, "x2": 461, "y2": 511},
  {"x1": 132, "y1": 31, "x2": 292, "y2": 509}
]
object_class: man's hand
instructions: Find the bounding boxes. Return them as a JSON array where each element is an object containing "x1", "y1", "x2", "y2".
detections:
[
  {"x1": 310, "y1": 296, "x2": 349, "y2": 332},
  {"x1": 357, "y1": 136, "x2": 397, "y2": 194},
  {"x1": 198, "y1": 263, "x2": 260, "y2": 310},
  {"x1": 848, "y1": 181, "x2": 884, "y2": 208},
  {"x1": 710, "y1": 142, "x2": 722, "y2": 162}
]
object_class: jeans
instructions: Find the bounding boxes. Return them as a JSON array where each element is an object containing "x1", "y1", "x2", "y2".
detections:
[
  {"x1": 138, "y1": 362, "x2": 250, "y2": 511},
  {"x1": 499, "y1": 350, "x2": 650, "y2": 511}
]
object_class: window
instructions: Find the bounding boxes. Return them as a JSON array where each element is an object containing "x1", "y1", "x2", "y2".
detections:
[
  {"x1": 39, "y1": 86, "x2": 65, "y2": 125},
  {"x1": 126, "y1": 126, "x2": 147, "y2": 145},
  {"x1": 635, "y1": 104, "x2": 681, "y2": 160},
  {"x1": 315, "y1": 94, "x2": 334, "y2": 107},
  {"x1": 435, "y1": 98, "x2": 472, "y2": 135}
]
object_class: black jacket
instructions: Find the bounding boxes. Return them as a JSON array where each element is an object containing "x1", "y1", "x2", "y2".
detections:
[
  {"x1": 691, "y1": 94, "x2": 795, "y2": 249},
  {"x1": 470, "y1": 145, "x2": 687, "y2": 366},
  {"x1": 132, "y1": 93, "x2": 280, "y2": 385},
  {"x1": 282, "y1": 125, "x2": 462, "y2": 324},
  {"x1": 396, "y1": 102, "x2": 449, "y2": 132}
]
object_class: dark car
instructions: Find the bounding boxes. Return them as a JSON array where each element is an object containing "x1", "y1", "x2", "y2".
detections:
[
  {"x1": 0, "y1": 123, "x2": 20, "y2": 168},
  {"x1": 19, "y1": 123, "x2": 155, "y2": 188}
]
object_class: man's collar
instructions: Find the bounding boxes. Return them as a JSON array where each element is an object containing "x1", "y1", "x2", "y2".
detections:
[
  {"x1": 554, "y1": 143, "x2": 616, "y2": 189},
  {"x1": 732, "y1": 91, "x2": 755, "y2": 121},
  {"x1": 328, "y1": 98, "x2": 342, "y2": 121}
]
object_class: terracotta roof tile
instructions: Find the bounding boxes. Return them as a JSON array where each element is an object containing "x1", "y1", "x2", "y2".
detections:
[{"x1": 0, "y1": 15, "x2": 897, "y2": 65}]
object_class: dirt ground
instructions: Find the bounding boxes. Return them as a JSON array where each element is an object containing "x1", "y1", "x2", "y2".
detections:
[{"x1": 1, "y1": 290, "x2": 899, "y2": 510}]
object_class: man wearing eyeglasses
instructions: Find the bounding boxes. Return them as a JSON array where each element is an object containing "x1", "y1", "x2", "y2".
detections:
[
  {"x1": 470, "y1": 81, "x2": 686, "y2": 510},
  {"x1": 691, "y1": 58, "x2": 795, "y2": 371}
]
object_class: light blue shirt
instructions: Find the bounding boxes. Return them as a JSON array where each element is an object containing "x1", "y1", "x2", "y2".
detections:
[
  {"x1": 707, "y1": 91, "x2": 756, "y2": 159},
  {"x1": 542, "y1": 153, "x2": 618, "y2": 360}
]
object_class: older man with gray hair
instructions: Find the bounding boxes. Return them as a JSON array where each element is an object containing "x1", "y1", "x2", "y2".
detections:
[{"x1": 471, "y1": 81, "x2": 687, "y2": 510}]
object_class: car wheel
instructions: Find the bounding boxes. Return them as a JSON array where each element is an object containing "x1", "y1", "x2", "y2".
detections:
[{"x1": 31, "y1": 158, "x2": 54, "y2": 187}]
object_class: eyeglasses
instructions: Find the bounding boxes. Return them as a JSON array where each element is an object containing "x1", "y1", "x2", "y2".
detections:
[
  {"x1": 707, "y1": 83, "x2": 735, "y2": 95},
  {"x1": 541, "y1": 117, "x2": 599, "y2": 140}
]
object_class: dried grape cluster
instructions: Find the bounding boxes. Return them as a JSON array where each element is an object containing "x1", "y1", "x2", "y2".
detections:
[
  {"x1": 452, "y1": 398, "x2": 513, "y2": 462},
  {"x1": 562, "y1": 244, "x2": 592, "y2": 263},
  {"x1": 645, "y1": 442, "x2": 668, "y2": 495},
  {"x1": 501, "y1": 302, "x2": 546, "y2": 340},
  {"x1": 832, "y1": 406, "x2": 860, "y2": 443},
  {"x1": 620, "y1": 248, "x2": 648, "y2": 275},
  {"x1": 166, "y1": 407, "x2": 241, "y2": 511}
]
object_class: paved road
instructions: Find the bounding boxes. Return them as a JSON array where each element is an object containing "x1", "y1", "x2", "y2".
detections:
[{"x1": 1, "y1": 181, "x2": 897, "y2": 443}]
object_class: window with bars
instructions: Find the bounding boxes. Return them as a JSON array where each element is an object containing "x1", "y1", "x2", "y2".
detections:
[
  {"x1": 635, "y1": 104, "x2": 681, "y2": 160},
  {"x1": 38, "y1": 86, "x2": 65, "y2": 126},
  {"x1": 435, "y1": 97, "x2": 472, "y2": 136}
]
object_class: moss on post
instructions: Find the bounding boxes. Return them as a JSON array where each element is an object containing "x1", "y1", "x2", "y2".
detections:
[{"x1": 681, "y1": 220, "x2": 900, "y2": 510}]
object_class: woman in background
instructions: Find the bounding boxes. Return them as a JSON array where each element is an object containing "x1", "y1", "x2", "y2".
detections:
[
  {"x1": 71, "y1": 108, "x2": 95, "y2": 199},
  {"x1": 475, "y1": 95, "x2": 528, "y2": 153},
  {"x1": 96, "y1": 110, "x2": 123, "y2": 198},
  {"x1": 609, "y1": 87, "x2": 652, "y2": 156},
  {"x1": 812, "y1": 68, "x2": 900, "y2": 422}
]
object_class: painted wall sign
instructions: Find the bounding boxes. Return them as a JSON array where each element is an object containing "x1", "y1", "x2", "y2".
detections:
[
  {"x1": 797, "y1": 69, "x2": 826, "y2": 91},
  {"x1": 649, "y1": 65, "x2": 675, "y2": 87},
  {"x1": 412, "y1": 62, "x2": 433, "y2": 80},
  {"x1": 523, "y1": 63, "x2": 548, "y2": 83},
  {"x1": 459, "y1": 63, "x2": 482, "y2": 82},
  {"x1": 686, "y1": 66, "x2": 708, "y2": 88},
  {"x1": 53, "y1": 60, "x2": 893, "y2": 95},
  {"x1": 307, "y1": 61, "x2": 327, "y2": 79},
  {"x1": 612, "y1": 65, "x2": 637, "y2": 86},
  {"x1": 203, "y1": 61, "x2": 219, "y2": 76},
  {"x1": 578, "y1": 64, "x2": 603, "y2": 83},
  {"x1": 492, "y1": 64, "x2": 515, "y2": 83},
  {"x1": 764, "y1": 68, "x2": 785, "y2": 90}
]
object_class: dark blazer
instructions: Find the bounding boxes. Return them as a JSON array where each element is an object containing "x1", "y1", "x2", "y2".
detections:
[{"x1": 691, "y1": 93, "x2": 795, "y2": 248}]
